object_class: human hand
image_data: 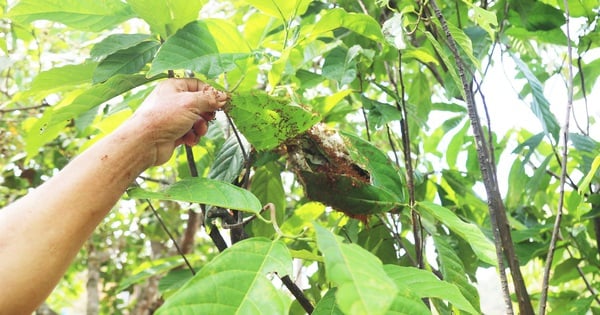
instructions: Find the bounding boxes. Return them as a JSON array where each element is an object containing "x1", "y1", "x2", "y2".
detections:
[{"x1": 127, "y1": 78, "x2": 228, "y2": 166}]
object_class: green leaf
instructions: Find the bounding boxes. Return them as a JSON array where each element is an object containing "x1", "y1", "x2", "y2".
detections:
[
  {"x1": 90, "y1": 34, "x2": 152, "y2": 60},
  {"x1": 322, "y1": 46, "x2": 358, "y2": 86},
  {"x1": 343, "y1": 132, "x2": 406, "y2": 202},
  {"x1": 8, "y1": 0, "x2": 134, "y2": 32},
  {"x1": 117, "y1": 254, "x2": 201, "y2": 292},
  {"x1": 465, "y1": 2, "x2": 498, "y2": 40},
  {"x1": 158, "y1": 269, "x2": 194, "y2": 298},
  {"x1": 208, "y1": 135, "x2": 249, "y2": 183},
  {"x1": 128, "y1": 178, "x2": 262, "y2": 214},
  {"x1": 418, "y1": 201, "x2": 497, "y2": 265},
  {"x1": 511, "y1": 54, "x2": 560, "y2": 140},
  {"x1": 425, "y1": 32, "x2": 465, "y2": 100},
  {"x1": 156, "y1": 238, "x2": 292, "y2": 315},
  {"x1": 313, "y1": 288, "x2": 344, "y2": 315},
  {"x1": 93, "y1": 40, "x2": 160, "y2": 83},
  {"x1": 314, "y1": 223, "x2": 398, "y2": 315},
  {"x1": 361, "y1": 95, "x2": 403, "y2": 128},
  {"x1": 148, "y1": 21, "x2": 249, "y2": 78},
  {"x1": 227, "y1": 91, "x2": 319, "y2": 151},
  {"x1": 433, "y1": 236, "x2": 482, "y2": 314},
  {"x1": 300, "y1": 171, "x2": 401, "y2": 217},
  {"x1": 511, "y1": 0, "x2": 565, "y2": 31},
  {"x1": 579, "y1": 155, "x2": 600, "y2": 194},
  {"x1": 249, "y1": 163, "x2": 286, "y2": 237},
  {"x1": 127, "y1": 0, "x2": 206, "y2": 38},
  {"x1": 17, "y1": 62, "x2": 97, "y2": 101},
  {"x1": 383, "y1": 265, "x2": 478, "y2": 314},
  {"x1": 48, "y1": 74, "x2": 163, "y2": 127},
  {"x1": 246, "y1": 0, "x2": 311, "y2": 21},
  {"x1": 310, "y1": 8, "x2": 384, "y2": 42}
]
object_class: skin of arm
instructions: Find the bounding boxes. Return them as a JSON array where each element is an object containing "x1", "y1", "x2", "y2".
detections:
[{"x1": 0, "y1": 78, "x2": 228, "y2": 315}]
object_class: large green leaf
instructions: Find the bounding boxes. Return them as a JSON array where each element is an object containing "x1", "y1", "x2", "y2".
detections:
[
  {"x1": 8, "y1": 0, "x2": 134, "y2": 32},
  {"x1": 314, "y1": 223, "x2": 398, "y2": 315},
  {"x1": 93, "y1": 40, "x2": 160, "y2": 83},
  {"x1": 433, "y1": 236, "x2": 482, "y2": 314},
  {"x1": 511, "y1": 55, "x2": 560, "y2": 139},
  {"x1": 90, "y1": 34, "x2": 152, "y2": 60},
  {"x1": 156, "y1": 238, "x2": 292, "y2": 314},
  {"x1": 16, "y1": 62, "x2": 97, "y2": 101},
  {"x1": 418, "y1": 201, "x2": 497, "y2": 265},
  {"x1": 127, "y1": 0, "x2": 206, "y2": 38},
  {"x1": 383, "y1": 265, "x2": 478, "y2": 314},
  {"x1": 148, "y1": 20, "x2": 249, "y2": 78},
  {"x1": 246, "y1": 0, "x2": 311, "y2": 21},
  {"x1": 343, "y1": 132, "x2": 406, "y2": 202},
  {"x1": 227, "y1": 91, "x2": 320, "y2": 151},
  {"x1": 310, "y1": 8, "x2": 384, "y2": 42},
  {"x1": 208, "y1": 135, "x2": 249, "y2": 183},
  {"x1": 128, "y1": 178, "x2": 262, "y2": 214},
  {"x1": 313, "y1": 289, "x2": 344, "y2": 315}
]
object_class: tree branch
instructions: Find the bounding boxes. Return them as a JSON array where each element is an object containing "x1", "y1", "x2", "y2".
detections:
[{"x1": 429, "y1": 1, "x2": 534, "y2": 314}]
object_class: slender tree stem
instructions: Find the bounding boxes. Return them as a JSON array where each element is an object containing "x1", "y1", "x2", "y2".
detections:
[
  {"x1": 429, "y1": 0, "x2": 534, "y2": 313},
  {"x1": 538, "y1": 0, "x2": 574, "y2": 313}
]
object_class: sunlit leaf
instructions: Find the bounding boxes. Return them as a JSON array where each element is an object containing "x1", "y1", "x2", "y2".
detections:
[
  {"x1": 8, "y1": 0, "x2": 134, "y2": 32},
  {"x1": 313, "y1": 288, "x2": 344, "y2": 315},
  {"x1": 384, "y1": 265, "x2": 478, "y2": 314},
  {"x1": 16, "y1": 62, "x2": 97, "y2": 101},
  {"x1": 156, "y1": 238, "x2": 292, "y2": 314},
  {"x1": 148, "y1": 21, "x2": 249, "y2": 78},
  {"x1": 418, "y1": 201, "x2": 497, "y2": 265},
  {"x1": 246, "y1": 0, "x2": 311, "y2": 21},
  {"x1": 93, "y1": 40, "x2": 160, "y2": 83},
  {"x1": 310, "y1": 8, "x2": 384, "y2": 42},
  {"x1": 314, "y1": 223, "x2": 398, "y2": 315},
  {"x1": 128, "y1": 177, "x2": 262, "y2": 214},
  {"x1": 90, "y1": 34, "x2": 152, "y2": 60},
  {"x1": 128, "y1": 0, "x2": 206, "y2": 38},
  {"x1": 226, "y1": 91, "x2": 320, "y2": 151}
]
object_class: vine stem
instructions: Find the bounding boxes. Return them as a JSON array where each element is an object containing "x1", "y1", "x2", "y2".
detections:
[
  {"x1": 429, "y1": 0, "x2": 533, "y2": 314},
  {"x1": 538, "y1": 0, "x2": 574, "y2": 313}
]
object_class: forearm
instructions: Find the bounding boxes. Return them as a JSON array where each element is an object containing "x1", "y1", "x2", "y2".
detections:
[{"x1": 0, "y1": 123, "x2": 154, "y2": 314}]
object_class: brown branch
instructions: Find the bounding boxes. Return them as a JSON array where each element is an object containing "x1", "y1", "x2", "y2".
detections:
[
  {"x1": 429, "y1": 0, "x2": 534, "y2": 314},
  {"x1": 0, "y1": 103, "x2": 50, "y2": 113}
]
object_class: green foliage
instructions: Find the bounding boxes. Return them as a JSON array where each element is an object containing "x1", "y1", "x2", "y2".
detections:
[
  {"x1": 2, "y1": 0, "x2": 600, "y2": 314},
  {"x1": 156, "y1": 238, "x2": 292, "y2": 314},
  {"x1": 128, "y1": 178, "x2": 262, "y2": 214}
]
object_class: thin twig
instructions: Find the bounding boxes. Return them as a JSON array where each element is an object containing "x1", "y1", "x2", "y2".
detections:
[
  {"x1": 143, "y1": 197, "x2": 196, "y2": 275},
  {"x1": 0, "y1": 103, "x2": 50, "y2": 113},
  {"x1": 539, "y1": 1, "x2": 574, "y2": 312}
]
